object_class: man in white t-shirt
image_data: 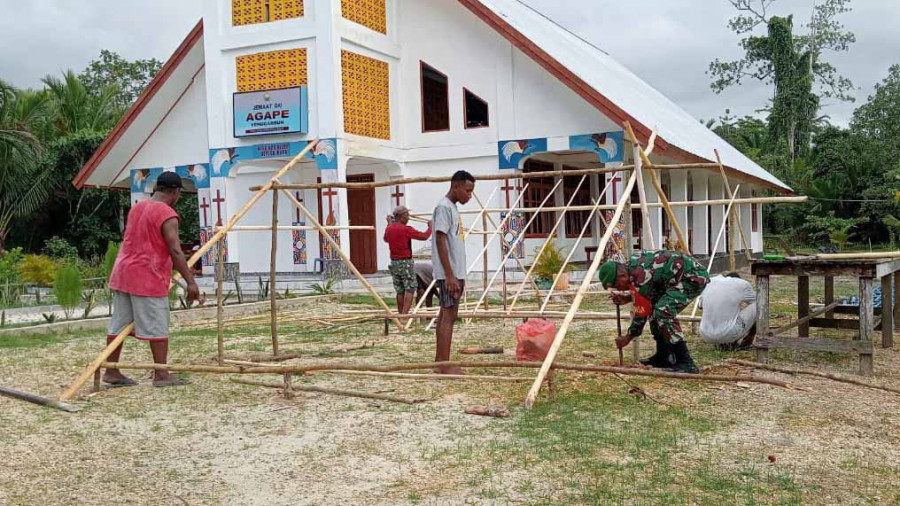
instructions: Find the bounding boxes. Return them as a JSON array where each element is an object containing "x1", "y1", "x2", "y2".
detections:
[
  {"x1": 698, "y1": 272, "x2": 757, "y2": 349},
  {"x1": 432, "y1": 170, "x2": 475, "y2": 374}
]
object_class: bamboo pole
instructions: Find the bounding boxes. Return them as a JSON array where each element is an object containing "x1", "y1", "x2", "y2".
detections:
[
  {"x1": 525, "y1": 169, "x2": 640, "y2": 408},
  {"x1": 405, "y1": 187, "x2": 501, "y2": 329},
  {"x1": 770, "y1": 301, "x2": 840, "y2": 336},
  {"x1": 256, "y1": 163, "x2": 733, "y2": 191},
  {"x1": 508, "y1": 173, "x2": 617, "y2": 313},
  {"x1": 0, "y1": 385, "x2": 82, "y2": 413},
  {"x1": 690, "y1": 185, "x2": 742, "y2": 319},
  {"x1": 57, "y1": 139, "x2": 321, "y2": 401},
  {"x1": 216, "y1": 237, "x2": 225, "y2": 366},
  {"x1": 312, "y1": 370, "x2": 531, "y2": 382},
  {"x1": 270, "y1": 188, "x2": 280, "y2": 357},
  {"x1": 230, "y1": 378, "x2": 426, "y2": 404},
  {"x1": 715, "y1": 150, "x2": 752, "y2": 262},
  {"x1": 280, "y1": 189, "x2": 403, "y2": 331},
  {"x1": 223, "y1": 225, "x2": 374, "y2": 231},
  {"x1": 466, "y1": 178, "x2": 565, "y2": 321},
  {"x1": 727, "y1": 359, "x2": 900, "y2": 395},
  {"x1": 625, "y1": 123, "x2": 688, "y2": 254},
  {"x1": 324, "y1": 310, "x2": 701, "y2": 322},
  {"x1": 97, "y1": 360, "x2": 795, "y2": 389},
  {"x1": 482, "y1": 212, "x2": 489, "y2": 310},
  {"x1": 412, "y1": 196, "x2": 807, "y2": 216},
  {"x1": 627, "y1": 123, "x2": 656, "y2": 250},
  {"x1": 811, "y1": 251, "x2": 900, "y2": 260}
]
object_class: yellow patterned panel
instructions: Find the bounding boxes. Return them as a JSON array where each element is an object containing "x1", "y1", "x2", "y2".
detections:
[
  {"x1": 341, "y1": 50, "x2": 391, "y2": 140},
  {"x1": 232, "y1": 0, "x2": 266, "y2": 26},
  {"x1": 341, "y1": 0, "x2": 387, "y2": 34},
  {"x1": 236, "y1": 48, "x2": 308, "y2": 92},
  {"x1": 270, "y1": 0, "x2": 304, "y2": 21}
]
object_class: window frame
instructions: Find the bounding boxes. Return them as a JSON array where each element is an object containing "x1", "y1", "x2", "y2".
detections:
[
  {"x1": 522, "y1": 160, "x2": 555, "y2": 239},
  {"x1": 562, "y1": 167, "x2": 592, "y2": 238},
  {"x1": 420, "y1": 61, "x2": 450, "y2": 133},
  {"x1": 462, "y1": 87, "x2": 489, "y2": 129}
]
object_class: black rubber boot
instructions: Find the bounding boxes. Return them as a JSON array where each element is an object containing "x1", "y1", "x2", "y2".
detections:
[
  {"x1": 639, "y1": 335, "x2": 675, "y2": 369},
  {"x1": 668, "y1": 341, "x2": 700, "y2": 374}
]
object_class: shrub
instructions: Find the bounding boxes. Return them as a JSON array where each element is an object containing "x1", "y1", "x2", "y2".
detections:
[
  {"x1": 0, "y1": 248, "x2": 24, "y2": 283},
  {"x1": 18, "y1": 255, "x2": 56, "y2": 286},
  {"x1": 102, "y1": 241, "x2": 119, "y2": 281},
  {"x1": 532, "y1": 242, "x2": 571, "y2": 283},
  {"x1": 53, "y1": 264, "x2": 83, "y2": 319},
  {"x1": 43, "y1": 236, "x2": 80, "y2": 261}
]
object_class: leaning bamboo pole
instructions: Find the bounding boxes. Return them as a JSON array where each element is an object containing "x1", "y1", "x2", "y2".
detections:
[
  {"x1": 628, "y1": 123, "x2": 656, "y2": 251},
  {"x1": 690, "y1": 185, "x2": 742, "y2": 319},
  {"x1": 465, "y1": 178, "x2": 564, "y2": 321},
  {"x1": 57, "y1": 139, "x2": 322, "y2": 402},
  {"x1": 231, "y1": 378, "x2": 426, "y2": 405},
  {"x1": 507, "y1": 173, "x2": 616, "y2": 314},
  {"x1": 715, "y1": 150, "x2": 752, "y2": 263},
  {"x1": 525, "y1": 168, "x2": 640, "y2": 408},
  {"x1": 280, "y1": 189, "x2": 403, "y2": 331}
]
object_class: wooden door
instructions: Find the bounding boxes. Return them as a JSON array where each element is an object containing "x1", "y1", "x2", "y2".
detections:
[{"x1": 347, "y1": 174, "x2": 377, "y2": 274}]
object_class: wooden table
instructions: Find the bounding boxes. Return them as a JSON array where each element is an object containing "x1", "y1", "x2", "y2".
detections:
[{"x1": 752, "y1": 257, "x2": 900, "y2": 376}]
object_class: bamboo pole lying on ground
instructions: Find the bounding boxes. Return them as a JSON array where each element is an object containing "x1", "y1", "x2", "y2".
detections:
[
  {"x1": 312, "y1": 370, "x2": 531, "y2": 382},
  {"x1": 0, "y1": 385, "x2": 81, "y2": 412},
  {"x1": 254, "y1": 163, "x2": 731, "y2": 191},
  {"x1": 728, "y1": 359, "x2": 900, "y2": 395},
  {"x1": 525, "y1": 169, "x2": 640, "y2": 408},
  {"x1": 230, "y1": 378, "x2": 426, "y2": 404},
  {"x1": 56, "y1": 139, "x2": 322, "y2": 402},
  {"x1": 97, "y1": 360, "x2": 797, "y2": 389}
]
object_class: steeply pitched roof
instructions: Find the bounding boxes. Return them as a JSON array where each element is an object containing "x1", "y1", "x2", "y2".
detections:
[{"x1": 457, "y1": 0, "x2": 791, "y2": 193}]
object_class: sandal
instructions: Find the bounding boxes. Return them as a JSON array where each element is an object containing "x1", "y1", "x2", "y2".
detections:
[
  {"x1": 153, "y1": 376, "x2": 191, "y2": 388},
  {"x1": 102, "y1": 377, "x2": 139, "y2": 388}
]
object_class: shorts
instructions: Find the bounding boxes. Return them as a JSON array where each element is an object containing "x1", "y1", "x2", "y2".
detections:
[
  {"x1": 107, "y1": 291, "x2": 170, "y2": 341},
  {"x1": 436, "y1": 279, "x2": 466, "y2": 309},
  {"x1": 389, "y1": 258, "x2": 417, "y2": 294}
]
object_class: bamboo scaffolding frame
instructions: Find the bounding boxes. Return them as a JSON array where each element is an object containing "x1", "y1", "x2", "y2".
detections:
[
  {"x1": 628, "y1": 123, "x2": 656, "y2": 250},
  {"x1": 690, "y1": 185, "x2": 742, "y2": 319},
  {"x1": 328, "y1": 309, "x2": 702, "y2": 322},
  {"x1": 57, "y1": 139, "x2": 321, "y2": 402},
  {"x1": 715, "y1": 150, "x2": 752, "y2": 263},
  {"x1": 525, "y1": 168, "x2": 640, "y2": 408},
  {"x1": 222, "y1": 225, "x2": 375, "y2": 231},
  {"x1": 465, "y1": 178, "x2": 565, "y2": 321},
  {"x1": 254, "y1": 163, "x2": 732, "y2": 191},
  {"x1": 507, "y1": 172, "x2": 617, "y2": 314}
]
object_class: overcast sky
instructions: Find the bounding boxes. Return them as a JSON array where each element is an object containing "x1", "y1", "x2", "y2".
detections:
[{"x1": 1, "y1": 0, "x2": 898, "y2": 127}]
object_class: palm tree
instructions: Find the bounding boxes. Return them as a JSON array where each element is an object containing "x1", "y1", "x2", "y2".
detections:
[
  {"x1": 0, "y1": 80, "x2": 54, "y2": 251},
  {"x1": 41, "y1": 70, "x2": 119, "y2": 134}
]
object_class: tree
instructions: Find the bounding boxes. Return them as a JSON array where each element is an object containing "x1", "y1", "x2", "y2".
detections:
[
  {"x1": 80, "y1": 50, "x2": 163, "y2": 109},
  {"x1": 41, "y1": 70, "x2": 120, "y2": 135},
  {"x1": 0, "y1": 81, "x2": 55, "y2": 251},
  {"x1": 851, "y1": 65, "x2": 900, "y2": 162}
]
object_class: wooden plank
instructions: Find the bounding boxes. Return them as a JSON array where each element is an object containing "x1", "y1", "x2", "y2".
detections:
[
  {"x1": 798, "y1": 276, "x2": 810, "y2": 337},
  {"x1": 882, "y1": 275, "x2": 894, "y2": 349},
  {"x1": 755, "y1": 336, "x2": 874, "y2": 354},
  {"x1": 859, "y1": 277, "x2": 875, "y2": 376},
  {"x1": 752, "y1": 263, "x2": 877, "y2": 278},
  {"x1": 876, "y1": 259, "x2": 900, "y2": 279},
  {"x1": 807, "y1": 318, "x2": 861, "y2": 330},
  {"x1": 756, "y1": 275, "x2": 770, "y2": 363},
  {"x1": 824, "y1": 276, "x2": 834, "y2": 319},
  {"x1": 894, "y1": 273, "x2": 900, "y2": 332},
  {"x1": 772, "y1": 301, "x2": 840, "y2": 335}
]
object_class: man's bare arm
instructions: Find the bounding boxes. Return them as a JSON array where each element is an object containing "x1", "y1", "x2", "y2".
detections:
[{"x1": 162, "y1": 218, "x2": 200, "y2": 302}]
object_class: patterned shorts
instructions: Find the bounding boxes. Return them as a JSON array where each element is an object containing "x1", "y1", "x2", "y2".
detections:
[
  {"x1": 389, "y1": 259, "x2": 417, "y2": 293},
  {"x1": 436, "y1": 279, "x2": 466, "y2": 309}
]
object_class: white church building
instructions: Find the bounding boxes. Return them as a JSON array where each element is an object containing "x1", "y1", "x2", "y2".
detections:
[{"x1": 73, "y1": 0, "x2": 791, "y2": 277}]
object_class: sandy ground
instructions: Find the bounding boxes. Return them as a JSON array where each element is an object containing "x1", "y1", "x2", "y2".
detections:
[{"x1": 1, "y1": 296, "x2": 899, "y2": 505}]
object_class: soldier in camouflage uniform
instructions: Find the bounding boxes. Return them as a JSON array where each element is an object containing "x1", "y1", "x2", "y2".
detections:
[{"x1": 598, "y1": 250, "x2": 709, "y2": 373}]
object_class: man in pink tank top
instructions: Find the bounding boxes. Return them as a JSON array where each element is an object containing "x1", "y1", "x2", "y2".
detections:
[{"x1": 103, "y1": 171, "x2": 200, "y2": 387}]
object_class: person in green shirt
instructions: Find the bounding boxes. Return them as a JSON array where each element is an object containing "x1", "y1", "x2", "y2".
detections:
[{"x1": 598, "y1": 250, "x2": 710, "y2": 373}]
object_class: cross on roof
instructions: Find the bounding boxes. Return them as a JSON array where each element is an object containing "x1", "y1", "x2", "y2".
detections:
[
  {"x1": 213, "y1": 190, "x2": 226, "y2": 227},
  {"x1": 199, "y1": 197, "x2": 210, "y2": 228},
  {"x1": 391, "y1": 185, "x2": 404, "y2": 207}
]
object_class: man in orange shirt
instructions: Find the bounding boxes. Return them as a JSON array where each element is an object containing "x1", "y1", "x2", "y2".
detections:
[
  {"x1": 384, "y1": 205, "x2": 432, "y2": 314},
  {"x1": 102, "y1": 172, "x2": 200, "y2": 387}
]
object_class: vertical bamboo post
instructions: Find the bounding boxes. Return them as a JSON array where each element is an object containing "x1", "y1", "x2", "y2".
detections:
[
  {"x1": 270, "y1": 188, "x2": 280, "y2": 357},
  {"x1": 482, "y1": 212, "x2": 489, "y2": 310},
  {"x1": 283, "y1": 373, "x2": 294, "y2": 399},
  {"x1": 92, "y1": 369, "x2": 101, "y2": 393},
  {"x1": 690, "y1": 185, "x2": 742, "y2": 318},
  {"x1": 57, "y1": 139, "x2": 321, "y2": 401},
  {"x1": 525, "y1": 170, "x2": 639, "y2": 408},
  {"x1": 714, "y1": 150, "x2": 752, "y2": 262},
  {"x1": 216, "y1": 237, "x2": 225, "y2": 366},
  {"x1": 281, "y1": 189, "x2": 404, "y2": 330},
  {"x1": 625, "y1": 122, "x2": 655, "y2": 250}
]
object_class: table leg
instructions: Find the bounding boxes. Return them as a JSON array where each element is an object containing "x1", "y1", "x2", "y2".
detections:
[
  {"x1": 824, "y1": 276, "x2": 834, "y2": 319},
  {"x1": 858, "y1": 277, "x2": 875, "y2": 376},
  {"x1": 881, "y1": 275, "x2": 893, "y2": 349},
  {"x1": 894, "y1": 273, "x2": 900, "y2": 332},
  {"x1": 798, "y1": 275, "x2": 810, "y2": 337},
  {"x1": 756, "y1": 275, "x2": 770, "y2": 363}
]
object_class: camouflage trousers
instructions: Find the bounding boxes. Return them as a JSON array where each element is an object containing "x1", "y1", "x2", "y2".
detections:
[{"x1": 649, "y1": 279, "x2": 708, "y2": 344}]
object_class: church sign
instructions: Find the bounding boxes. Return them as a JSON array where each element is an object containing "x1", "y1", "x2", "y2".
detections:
[{"x1": 233, "y1": 86, "x2": 308, "y2": 138}]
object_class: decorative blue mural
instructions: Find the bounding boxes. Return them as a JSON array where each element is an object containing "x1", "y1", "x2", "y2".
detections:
[
  {"x1": 209, "y1": 138, "x2": 338, "y2": 178},
  {"x1": 497, "y1": 138, "x2": 548, "y2": 169},
  {"x1": 130, "y1": 163, "x2": 211, "y2": 193},
  {"x1": 568, "y1": 131, "x2": 625, "y2": 163}
]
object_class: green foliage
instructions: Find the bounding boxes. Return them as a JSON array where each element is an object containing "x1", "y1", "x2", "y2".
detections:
[
  {"x1": 17, "y1": 254, "x2": 56, "y2": 286},
  {"x1": 41, "y1": 70, "x2": 120, "y2": 134},
  {"x1": 102, "y1": 241, "x2": 119, "y2": 281},
  {"x1": 532, "y1": 242, "x2": 571, "y2": 283},
  {"x1": 799, "y1": 213, "x2": 861, "y2": 246},
  {"x1": 0, "y1": 247, "x2": 24, "y2": 283},
  {"x1": 42, "y1": 236, "x2": 79, "y2": 261},
  {"x1": 80, "y1": 50, "x2": 162, "y2": 109},
  {"x1": 310, "y1": 275, "x2": 337, "y2": 295},
  {"x1": 53, "y1": 263, "x2": 82, "y2": 318}
]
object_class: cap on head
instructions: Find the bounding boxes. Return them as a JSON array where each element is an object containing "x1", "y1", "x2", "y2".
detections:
[
  {"x1": 392, "y1": 205, "x2": 409, "y2": 217},
  {"x1": 155, "y1": 172, "x2": 183, "y2": 191},
  {"x1": 598, "y1": 260, "x2": 620, "y2": 287}
]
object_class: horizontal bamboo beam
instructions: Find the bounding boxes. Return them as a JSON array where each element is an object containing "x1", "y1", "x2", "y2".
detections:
[
  {"x1": 728, "y1": 359, "x2": 900, "y2": 395},
  {"x1": 312, "y1": 370, "x2": 531, "y2": 382},
  {"x1": 252, "y1": 163, "x2": 727, "y2": 191},
  {"x1": 221, "y1": 225, "x2": 374, "y2": 232},
  {"x1": 334, "y1": 310, "x2": 702, "y2": 323},
  {"x1": 410, "y1": 196, "x2": 807, "y2": 217},
  {"x1": 230, "y1": 378, "x2": 426, "y2": 404},
  {"x1": 810, "y1": 252, "x2": 900, "y2": 260}
]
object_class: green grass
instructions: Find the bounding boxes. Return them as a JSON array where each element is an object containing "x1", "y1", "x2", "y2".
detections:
[{"x1": 0, "y1": 331, "x2": 84, "y2": 349}]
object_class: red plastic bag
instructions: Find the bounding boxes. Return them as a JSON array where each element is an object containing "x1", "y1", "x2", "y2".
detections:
[{"x1": 516, "y1": 318, "x2": 557, "y2": 361}]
